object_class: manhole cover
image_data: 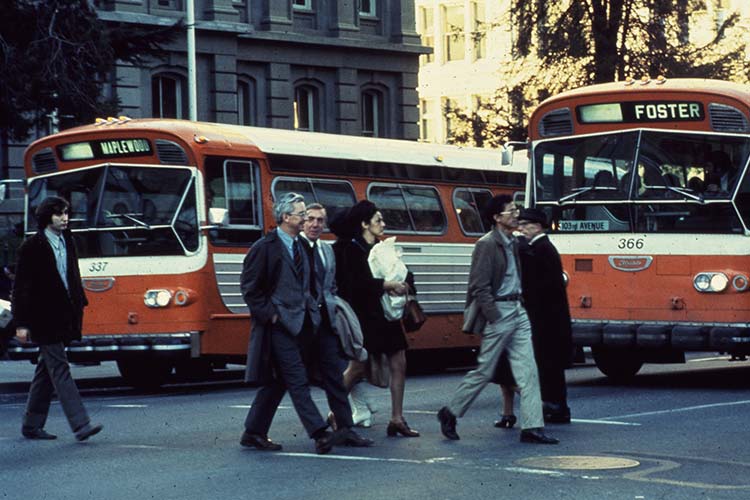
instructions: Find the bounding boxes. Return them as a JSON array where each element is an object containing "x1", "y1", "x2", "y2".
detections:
[{"x1": 516, "y1": 455, "x2": 640, "y2": 470}]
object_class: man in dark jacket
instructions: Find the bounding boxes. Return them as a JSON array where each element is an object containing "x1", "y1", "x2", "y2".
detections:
[
  {"x1": 239, "y1": 193, "x2": 371, "y2": 454},
  {"x1": 517, "y1": 208, "x2": 573, "y2": 423},
  {"x1": 12, "y1": 196, "x2": 102, "y2": 441}
]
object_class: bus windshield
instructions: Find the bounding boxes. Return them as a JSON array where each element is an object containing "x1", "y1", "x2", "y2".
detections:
[
  {"x1": 533, "y1": 130, "x2": 750, "y2": 234},
  {"x1": 27, "y1": 164, "x2": 199, "y2": 257}
]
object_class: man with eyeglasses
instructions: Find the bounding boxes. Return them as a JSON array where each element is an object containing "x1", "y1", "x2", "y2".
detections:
[
  {"x1": 240, "y1": 194, "x2": 372, "y2": 454},
  {"x1": 437, "y1": 194, "x2": 558, "y2": 444}
]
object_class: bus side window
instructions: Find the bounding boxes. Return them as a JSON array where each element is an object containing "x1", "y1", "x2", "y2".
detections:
[
  {"x1": 271, "y1": 177, "x2": 356, "y2": 228},
  {"x1": 368, "y1": 184, "x2": 411, "y2": 231},
  {"x1": 402, "y1": 185, "x2": 445, "y2": 233}
]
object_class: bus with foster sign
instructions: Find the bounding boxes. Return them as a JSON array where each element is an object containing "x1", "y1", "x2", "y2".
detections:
[{"x1": 525, "y1": 77, "x2": 750, "y2": 379}]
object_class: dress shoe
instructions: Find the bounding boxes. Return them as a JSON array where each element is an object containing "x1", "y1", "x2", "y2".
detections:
[
  {"x1": 386, "y1": 420, "x2": 420, "y2": 437},
  {"x1": 493, "y1": 414, "x2": 517, "y2": 429},
  {"x1": 240, "y1": 432, "x2": 282, "y2": 451},
  {"x1": 22, "y1": 428, "x2": 57, "y2": 440},
  {"x1": 543, "y1": 402, "x2": 571, "y2": 424},
  {"x1": 315, "y1": 430, "x2": 336, "y2": 455},
  {"x1": 520, "y1": 428, "x2": 559, "y2": 444},
  {"x1": 75, "y1": 422, "x2": 103, "y2": 442},
  {"x1": 437, "y1": 406, "x2": 459, "y2": 440},
  {"x1": 337, "y1": 428, "x2": 374, "y2": 447}
]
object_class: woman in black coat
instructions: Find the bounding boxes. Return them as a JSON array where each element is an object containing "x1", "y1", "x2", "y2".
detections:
[{"x1": 332, "y1": 200, "x2": 419, "y2": 437}]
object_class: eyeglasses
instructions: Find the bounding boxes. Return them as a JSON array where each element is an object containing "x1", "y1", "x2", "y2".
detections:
[
  {"x1": 288, "y1": 211, "x2": 307, "y2": 218},
  {"x1": 499, "y1": 207, "x2": 520, "y2": 215}
]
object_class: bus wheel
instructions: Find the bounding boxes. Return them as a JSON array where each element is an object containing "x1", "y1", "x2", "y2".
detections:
[
  {"x1": 174, "y1": 359, "x2": 214, "y2": 381},
  {"x1": 117, "y1": 359, "x2": 173, "y2": 389},
  {"x1": 592, "y1": 347, "x2": 643, "y2": 381}
]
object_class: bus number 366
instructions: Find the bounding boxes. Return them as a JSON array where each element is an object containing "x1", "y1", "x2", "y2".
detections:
[{"x1": 617, "y1": 238, "x2": 645, "y2": 250}]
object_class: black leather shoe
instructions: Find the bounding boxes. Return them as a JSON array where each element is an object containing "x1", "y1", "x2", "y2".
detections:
[
  {"x1": 493, "y1": 415, "x2": 517, "y2": 429},
  {"x1": 520, "y1": 428, "x2": 559, "y2": 444},
  {"x1": 337, "y1": 428, "x2": 374, "y2": 447},
  {"x1": 437, "y1": 406, "x2": 459, "y2": 440},
  {"x1": 22, "y1": 428, "x2": 57, "y2": 440},
  {"x1": 240, "y1": 432, "x2": 282, "y2": 451},
  {"x1": 75, "y1": 423, "x2": 103, "y2": 442},
  {"x1": 315, "y1": 430, "x2": 336, "y2": 455},
  {"x1": 543, "y1": 403, "x2": 571, "y2": 424}
]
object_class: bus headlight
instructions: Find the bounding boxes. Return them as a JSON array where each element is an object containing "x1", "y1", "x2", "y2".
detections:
[
  {"x1": 144, "y1": 289, "x2": 173, "y2": 308},
  {"x1": 693, "y1": 272, "x2": 728, "y2": 293},
  {"x1": 173, "y1": 288, "x2": 196, "y2": 306}
]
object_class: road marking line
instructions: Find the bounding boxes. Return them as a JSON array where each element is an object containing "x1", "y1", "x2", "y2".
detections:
[
  {"x1": 504, "y1": 466, "x2": 565, "y2": 477},
  {"x1": 276, "y1": 452, "x2": 426, "y2": 464},
  {"x1": 106, "y1": 404, "x2": 148, "y2": 408},
  {"x1": 571, "y1": 418, "x2": 641, "y2": 426},
  {"x1": 688, "y1": 356, "x2": 728, "y2": 362},
  {"x1": 228, "y1": 405, "x2": 293, "y2": 409},
  {"x1": 116, "y1": 444, "x2": 165, "y2": 450},
  {"x1": 605, "y1": 399, "x2": 750, "y2": 420}
]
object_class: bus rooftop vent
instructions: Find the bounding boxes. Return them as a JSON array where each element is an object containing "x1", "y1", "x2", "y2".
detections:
[
  {"x1": 708, "y1": 103, "x2": 749, "y2": 132},
  {"x1": 155, "y1": 139, "x2": 188, "y2": 165},
  {"x1": 539, "y1": 108, "x2": 574, "y2": 137},
  {"x1": 32, "y1": 148, "x2": 58, "y2": 173}
]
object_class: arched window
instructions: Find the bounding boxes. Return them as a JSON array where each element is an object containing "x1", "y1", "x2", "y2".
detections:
[
  {"x1": 151, "y1": 73, "x2": 187, "y2": 119},
  {"x1": 361, "y1": 89, "x2": 385, "y2": 137},
  {"x1": 294, "y1": 85, "x2": 319, "y2": 131},
  {"x1": 237, "y1": 78, "x2": 257, "y2": 126}
]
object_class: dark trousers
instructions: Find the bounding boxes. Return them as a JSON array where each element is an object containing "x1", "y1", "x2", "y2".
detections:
[
  {"x1": 245, "y1": 311, "x2": 353, "y2": 438},
  {"x1": 537, "y1": 355, "x2": 568, "y2": 409},
  {"x1": 23, "y1": 342, "x2": 90, "y2": 432}
]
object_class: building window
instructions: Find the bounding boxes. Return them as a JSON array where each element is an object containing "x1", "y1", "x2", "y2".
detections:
[
  {"x1": 237, "y1": 79, "x2": 256, "y2": 126},
  {"x1": 472, "y1": 1, "x2": 486, "y2": 60},
  {"x1": 151, "y1": 73, "x2": 187, "y2": 119},
  {"x1": 294, "y1": 85, "x2": 319, "y2": 131},
  {"x1": 443, "y1": 97, "x2": 457, "y2": 140},
  {"x1": 419, "y1": 99, "x2": 433, "y2": 142},
  {"x1": 362, "y1": 90, "x2": 384, "y2": 137},
  {"x1": 443, "y1": 4, "x2": 465, "y2": 62},
  {"x1": 418, "y1": 7, "x2": 435, "y2": 64},
  {"x1": 360, "y1": 0, "x2": 376, "y2": 17},
  {"x1": 156, "y1": 0, "x2": 181, "y2": 8},
  {"x1": 293, "y1": 0, "x2": 311, "y2": 10}
]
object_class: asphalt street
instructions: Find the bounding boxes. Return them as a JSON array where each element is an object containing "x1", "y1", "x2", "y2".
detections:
[{"x1": 2, "y1": 354, "x2": 750, "y2": 500}]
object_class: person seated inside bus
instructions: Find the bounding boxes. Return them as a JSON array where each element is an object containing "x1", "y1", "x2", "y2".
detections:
[
  {"x1": 687, "y1": 176, "x2": 705, "y2": 193},
  {"x1": 592, "y1": 170, "x2": 617, "y2": 189},
  {"x1": 705, "y1": 150, "x2": 733, "y2": 195}
]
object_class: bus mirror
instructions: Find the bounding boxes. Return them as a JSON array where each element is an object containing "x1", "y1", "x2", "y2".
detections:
[
  {"x1": 501, "y1": 146, "x2": 514, "y2": 166},
  {"x1": 208, "y1": 207, "x2": 228, "y2": 226}
]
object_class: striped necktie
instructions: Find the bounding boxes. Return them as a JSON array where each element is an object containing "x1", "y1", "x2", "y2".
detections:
[{"x1": 293, "y1": 239, "x2": 303, "y2": 276}]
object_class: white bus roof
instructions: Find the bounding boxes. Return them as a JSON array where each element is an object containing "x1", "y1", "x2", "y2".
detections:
[{"x1": 222, "y1": 125, "x2": 526, "y2": 174}]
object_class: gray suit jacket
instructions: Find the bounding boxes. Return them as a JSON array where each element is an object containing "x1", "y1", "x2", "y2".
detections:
[
  {"x1": 241, "y1": 229, "x2": 317, "y2": 384},
  {"x1": 462, "y1": 228, "x2": 520, "y2": 335}
]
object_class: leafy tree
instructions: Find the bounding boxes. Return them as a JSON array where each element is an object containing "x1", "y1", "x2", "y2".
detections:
[
  {"x1": 0, "y1": 0, "x2": 182, "y2": 178},
  {"x1": 447, "y1": 0, "x2": 750, "y2": 147}
]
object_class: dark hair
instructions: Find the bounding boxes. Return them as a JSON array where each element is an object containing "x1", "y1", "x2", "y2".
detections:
[
  {"x1": 482, "y1": 194, "x2": 514, "y2": 226},
  {"x1": 330, "y1": 200, "x2": 378, "y2": 239},
  {"x1": 35, "y1": 196, "x2": 70, "y2": 231}
]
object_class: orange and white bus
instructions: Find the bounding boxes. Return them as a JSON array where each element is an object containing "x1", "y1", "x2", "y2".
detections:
[
  {"x1": 11, "y1": 119, "x2": 524, "y2": 386},
  {"x1": 526, "y1": 77, "x2": 750, "y2": 379}
]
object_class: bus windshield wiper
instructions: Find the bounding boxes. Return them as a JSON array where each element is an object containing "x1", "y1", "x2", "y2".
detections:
[
  {"x1": 644, "y1": 185, "x2": 704, "y2": 202},
  {"x1": 558, "y1": 185, "x2": 619, "y2": 203},
  {"x1": 105, "y1": 212, "x2": 152, "y2": 229}
]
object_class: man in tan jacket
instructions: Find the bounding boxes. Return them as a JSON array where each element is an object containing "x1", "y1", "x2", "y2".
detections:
[{"x1": 437, "y1": 194, "x2": 558, "y2": 444}]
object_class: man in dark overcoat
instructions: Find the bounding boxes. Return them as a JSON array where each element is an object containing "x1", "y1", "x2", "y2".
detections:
[
  {"x1": 239, "y1": 193, "x2": 372, "y2": 454},
  {"x1": 12, "y1": 196, "x2": 103, "y2": 441},
  {"x1": 517, "y1": 208, "x2": 573, "y2": 423}
]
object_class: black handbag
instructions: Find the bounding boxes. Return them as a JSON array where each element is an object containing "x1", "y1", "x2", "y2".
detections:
[{"x1": 402, "y1": 286, "x2": 426, "y2": 332}]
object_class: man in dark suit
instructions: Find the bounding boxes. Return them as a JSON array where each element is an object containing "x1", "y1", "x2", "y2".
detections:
[
  {"x1": 12, "y1": 196, "x2": 103, "y2": 441},
  {"x1": 239, "y1": 193, "x2": 372, "y2": 454},
  {"x1": 517, "y1": 208, "x2": 573, "y2": 423}
]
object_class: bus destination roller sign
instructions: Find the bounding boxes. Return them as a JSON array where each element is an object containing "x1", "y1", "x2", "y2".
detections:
[
  {"x1": 59, "y1": 138, "x2": 153, "y2": 161},
  {"x1": 577, "y1": 101, "x2": 705, "y2": 124}
]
